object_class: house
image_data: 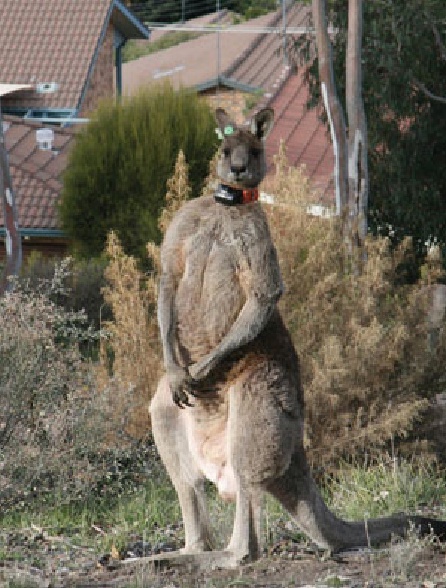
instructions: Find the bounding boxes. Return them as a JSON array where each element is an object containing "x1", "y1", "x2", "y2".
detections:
[
  {"x1": 264, "y1": 65, "x2": 334, "y2": 205},
  {"x1": 122, "y1": 2, "x2": 334, "y2": 204},
  {"x1": 0, "y1": 0, "x2": 149, "y2": 259},
  {"x1": 1, "y1": 2, "x2": 335, "y2": 263},
  {"x1": 2, "y1": 114, "x2": 77, "y2": 258},
  {"x1": 122, "y1": 10, "x2": 280, "y2": 120}
]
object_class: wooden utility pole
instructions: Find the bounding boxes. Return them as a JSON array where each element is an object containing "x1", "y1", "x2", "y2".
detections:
[{"x1": 0, "y1": 104, "x2": 22, "y2": 294}]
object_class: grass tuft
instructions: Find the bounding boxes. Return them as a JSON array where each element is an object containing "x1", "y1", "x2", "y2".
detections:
[{"x1": 326, "y1": 455, "x2": 446, "y2": 521}]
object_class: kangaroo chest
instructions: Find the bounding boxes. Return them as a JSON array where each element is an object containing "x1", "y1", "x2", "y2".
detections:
[{"x1": 175, "y1": 210, "x2": 255, "y2": 362}]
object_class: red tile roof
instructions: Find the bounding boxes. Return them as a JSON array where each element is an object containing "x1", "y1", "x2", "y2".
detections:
[
  {"x1": 1, "y1": 116, "x2": 77, "y2": 232},
  {"x1": 0, "y1": 0, "x2": 148, "y2": 112},
  {"x1": 227, "y1": 3, "x2": 334, "y2": 202},
  {"x1": 264, "y1": 70, "x2": 334, "y2": 203},
  {"x1": 122, "y1": 12, "x2": 279, "y2": 94},
  {"x1": 0, "y1": 0, "x2": 148, "y2": 238},
  {"x1": 123, "y1": 3, "x2": 334, "y2": 202},
  {"x1": 0, "y1": 0, "x2": 112, "y2": 110},
  {"x1": 224, "y1": 3, "x2": 312, "y2": 98}
]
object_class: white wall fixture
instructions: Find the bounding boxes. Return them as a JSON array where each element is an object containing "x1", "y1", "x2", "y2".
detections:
[{"x1": 36, "y1": 128, "x2": 55, "y2": 150}]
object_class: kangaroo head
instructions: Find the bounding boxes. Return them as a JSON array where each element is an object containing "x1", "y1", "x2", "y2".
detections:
[{"x1": 215, "y1": 108, "x2": 274, "y2": 189}]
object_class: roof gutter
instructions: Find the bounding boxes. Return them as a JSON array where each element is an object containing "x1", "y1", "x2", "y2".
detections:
[
  {"x1": 112, "y1": 1, "x2": 149, "y2": 98},
  {"x1": 0, "y1": 228, "x2": 66, "y2": 239},
  {"x1": 112, "y1": 0, "x2": 150, "y2": 39}
]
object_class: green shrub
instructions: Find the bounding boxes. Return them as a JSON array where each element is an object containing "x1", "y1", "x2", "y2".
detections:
[{"x1": 59, "y1": 83, "x2": 218, "y2": 261}]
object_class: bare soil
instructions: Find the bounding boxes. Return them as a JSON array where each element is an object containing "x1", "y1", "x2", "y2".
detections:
[{"x1": 2, "y1": 532, "x2": 446, "y2": 588}]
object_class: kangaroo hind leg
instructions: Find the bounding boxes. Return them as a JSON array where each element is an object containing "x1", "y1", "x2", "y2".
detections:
[
  {"x1": 150, "y1": 375, "x2": 214, "y2": 553},
  {"x1": 224, "y1": 381, "x2": 264, "y2": 562},
  {"x1": 224, "y1": 370, "x2": 300, "y2": 563}
]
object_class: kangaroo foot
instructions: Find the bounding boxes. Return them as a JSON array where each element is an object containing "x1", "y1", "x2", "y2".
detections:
[{"x1": 119, "y1": 549, "x2": 244, "y2": 572}]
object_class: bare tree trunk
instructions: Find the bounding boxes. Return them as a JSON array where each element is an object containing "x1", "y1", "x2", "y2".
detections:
[
  {"x1": 346, "y1": 0, "x2": 368, "y2": 246},
  {"x1": 312, "y1": 0, "x2": 367, "y2": 271},
  {"x1": 0, "y1": 106, "x2": 22, "y2": 294},
  {"x1": 311, "y1": 0, "x2": 348, "y2": 218}
]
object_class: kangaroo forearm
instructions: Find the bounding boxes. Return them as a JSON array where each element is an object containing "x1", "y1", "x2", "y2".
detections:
[
  {"x1": 216, "y1": 297, "x2": 275, "y2": 357},
  {"x1": 157, "y1": 275, "x2": 179, "y2": 370},
  {"x1": 190, "y1": 295, "x2": 277, "y2": 379}
]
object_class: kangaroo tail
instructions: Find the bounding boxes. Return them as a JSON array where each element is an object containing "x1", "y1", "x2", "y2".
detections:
[{"x1": 266, "y1": 451, "x2": 446, "y2": 552}]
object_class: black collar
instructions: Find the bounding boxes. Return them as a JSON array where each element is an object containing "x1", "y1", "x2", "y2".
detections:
[{"x1": 214, "y1": 183, "x2": 259, "y2": 206}]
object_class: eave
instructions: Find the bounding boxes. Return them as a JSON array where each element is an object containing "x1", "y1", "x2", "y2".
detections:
[
  {"x1": 0, "y1": 229, "x2": 66, "y2": 239},
  {"x1": 111, "y1": 0, "x2": 150, "y2": 40},
  {"x1": 195, "y1": 76, "x2": 259, "y2": 95}
]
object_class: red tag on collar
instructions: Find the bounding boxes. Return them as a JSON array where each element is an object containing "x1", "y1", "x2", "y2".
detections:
[
  {"x1": 215, "y1": 184, "x2": 260, "y2": 206},
  {"x1": 242, "y1": 188, "x2": 259, "y2": 203}
]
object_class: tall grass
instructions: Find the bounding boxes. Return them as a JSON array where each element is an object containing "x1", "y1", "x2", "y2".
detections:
[
  {"x1": 327, "y1": 455, "x2": 446, "y2": 521},
  {"x1": 95, "y1": 231, "x2": 162, "y2": 440},
  {"x1": 123, "y1": 32, "x2": 201, "y2": 63}
]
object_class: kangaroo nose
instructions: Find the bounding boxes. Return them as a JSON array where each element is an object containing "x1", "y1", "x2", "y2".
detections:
[
  {"x1": 230, "y1": 146, "x2": 248, "y2": 174},
  {"x1": 230, "y1": 161, "x2": 246, "y2": 174}
]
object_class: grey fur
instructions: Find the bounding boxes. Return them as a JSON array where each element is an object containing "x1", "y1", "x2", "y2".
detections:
[{"x1": 145, "y1": 108, "x2": 446, "y2": 571}]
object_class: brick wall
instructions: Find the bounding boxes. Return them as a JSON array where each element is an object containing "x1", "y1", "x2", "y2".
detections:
[
  {"x1": 79, "y1": 23, "x2": 115, "y2": 117},
  {"x1": 0, "y1": 238, "x2": 68, "y2": 263}
]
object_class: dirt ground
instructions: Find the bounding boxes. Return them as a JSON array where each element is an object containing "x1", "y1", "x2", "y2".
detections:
[{"x1": 2, "y1": 533, "x2": 446, "y2": 588}]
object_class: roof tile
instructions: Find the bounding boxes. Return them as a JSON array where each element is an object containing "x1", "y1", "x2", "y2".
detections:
[
  {"x1": 0, "y1": 115, "x2": 76, "y2": 230},
  {"x1": 0, "y1": 0, "x2": 112, "y2": 110},
  {"x1": 265, "y1": 69, "x2": 334, "y2": 203}
]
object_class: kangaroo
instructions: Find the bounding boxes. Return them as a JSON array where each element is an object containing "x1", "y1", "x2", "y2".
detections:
[{"x1": 147, "y1": 108, "x2": 446, "y2": 570}]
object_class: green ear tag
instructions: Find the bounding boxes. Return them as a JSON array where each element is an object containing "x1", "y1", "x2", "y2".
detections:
[{"x1": 224, "y1": 125, "x2": 234, "y2": 136}]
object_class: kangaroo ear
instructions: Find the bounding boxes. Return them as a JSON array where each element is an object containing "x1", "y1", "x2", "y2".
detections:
[
  {"x1": 215, "y1": 108, "x2": 237, "y2": 135},
  {"x1": 251, "y1": 108, "x2": 274, "y2": 140}
]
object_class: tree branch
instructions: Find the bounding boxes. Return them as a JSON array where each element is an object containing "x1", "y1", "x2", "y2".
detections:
[
  {"x1": 431, "y1": 21, "x2": 446, "y2": 62},
  {"x1": 412, "y1": 77, "x2": 446, "y2": 105}
]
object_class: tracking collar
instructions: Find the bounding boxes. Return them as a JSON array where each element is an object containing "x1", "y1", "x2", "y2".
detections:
[{"x1": 214, "y1": 183, "x2": 259, "y2": 206}]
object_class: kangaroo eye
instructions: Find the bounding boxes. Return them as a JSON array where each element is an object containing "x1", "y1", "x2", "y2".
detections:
[
  {"x1": 250, "y1": 148, "x2": 261, "y2": 157},
  {"x1": 223, "y1": 147, "x2": 231, "y2": 157}
]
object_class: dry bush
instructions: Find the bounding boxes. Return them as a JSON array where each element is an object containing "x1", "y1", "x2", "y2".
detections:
[
  {"x1": 158, "y1": 149, "x2": 191, "y2": 234},
  {"x1": 96, "y1": 232, "x2": 162, "y2": 440},
  {"x1": 97, "y1": 150, "x2": 195, "y2": 440},
  {"x1": 200, "y1": 149, "x2": 220, "y2": 197},
  {"x1": 267, "y1": 146, "x2": 446, "y2": 468},
  {"x1": 20, "y1": 252, "x2": 112, "y2": 331},
  {"x1": 99, "y1": 143, "x2": 446, "y2": 468},
  {"x1": 0, "y1": 261, "x2": 108, "y2": 508}
]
